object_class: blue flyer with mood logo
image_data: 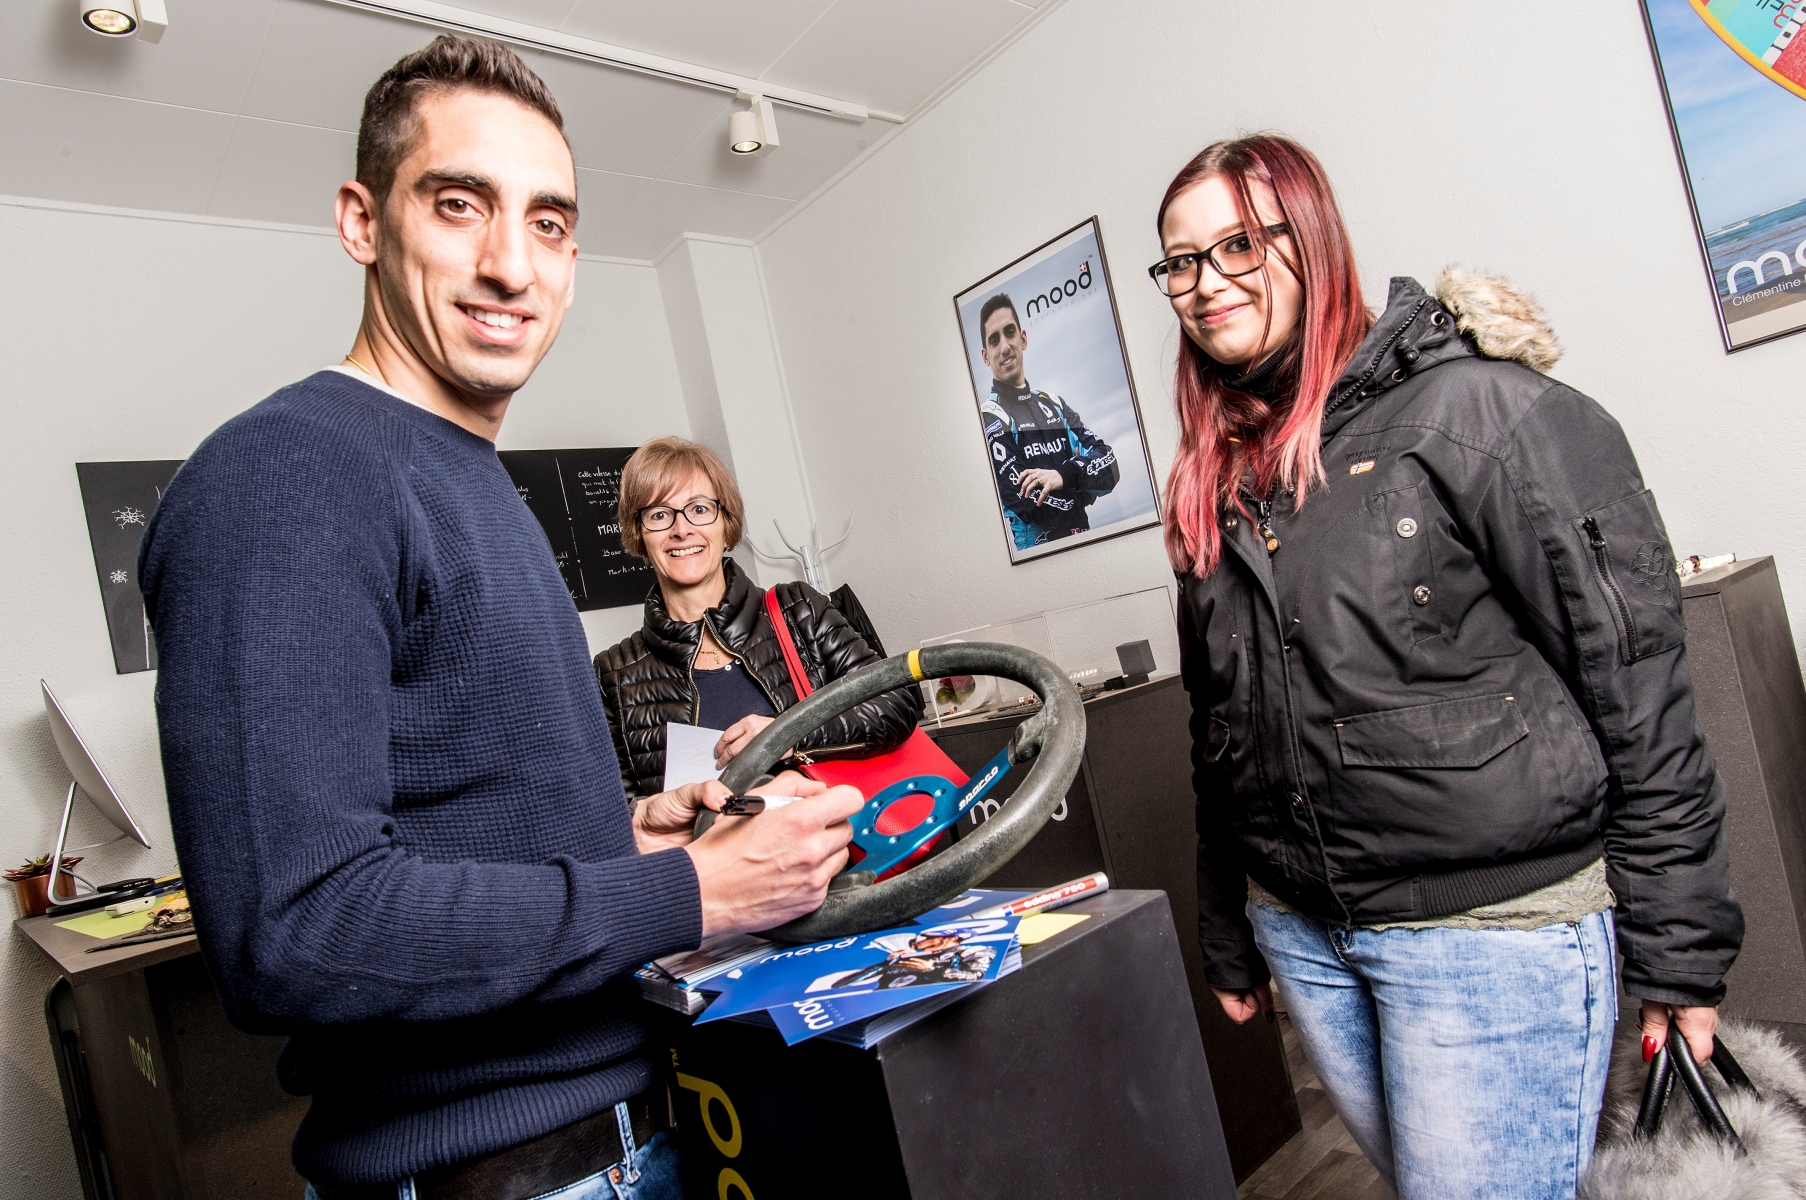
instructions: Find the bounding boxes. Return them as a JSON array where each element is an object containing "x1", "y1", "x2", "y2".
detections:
[{"x1": 694, "y1": 891, "x2": 1026, "y2": 1033}]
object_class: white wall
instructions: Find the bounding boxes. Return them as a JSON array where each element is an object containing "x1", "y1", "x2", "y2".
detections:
[
  {"x1": 657, "y1": 234, "x2": 818, "y2": 589},
  {"x1": 0, "y1": 197, "x2": 685, "y2": 1193},
  {"x1": 756, "y1": 0, "x2": 1806, "y2": 657},
  {"x1": 503, "y1": 246, "x2": 696, "y2": 651}
]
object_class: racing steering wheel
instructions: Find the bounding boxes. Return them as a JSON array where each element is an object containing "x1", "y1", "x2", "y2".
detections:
[{"x1": 695, "y1": 642, "x2": 1085, "y2": 944}]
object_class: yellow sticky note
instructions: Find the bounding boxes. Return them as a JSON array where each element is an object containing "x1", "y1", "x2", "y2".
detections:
[
  {"x1": 55, "y1": 909, "x2": 155, "y2": 939},
  {"x1": 1017, "y1": 913, "x2": 1088, "y2": 946}
]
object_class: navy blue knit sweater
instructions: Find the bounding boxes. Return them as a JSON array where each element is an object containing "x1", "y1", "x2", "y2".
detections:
[{"x1": 140, "y1": 371, "x2": 702, "y2": 1186}]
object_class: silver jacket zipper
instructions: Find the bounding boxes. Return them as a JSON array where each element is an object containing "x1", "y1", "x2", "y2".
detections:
[
  {"x1": 1584, "y1": 515, "x2": 1639, "y2": 660},
  {"x1": 693, "y1": 612, "x2": 785, "y2": 723}
]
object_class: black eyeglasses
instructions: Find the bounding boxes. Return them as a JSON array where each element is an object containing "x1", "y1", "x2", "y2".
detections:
[
  {"x1": 637, "y1": 498, "x2": 722, "y2": 531},
  {"x1": 1147, "y1": 223, "x2": 1290, "y2": 298}
]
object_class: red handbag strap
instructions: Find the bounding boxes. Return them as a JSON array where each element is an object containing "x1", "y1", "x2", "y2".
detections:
[{"x1": 763, "y1": 588, "x2": 813, "y2": 699}]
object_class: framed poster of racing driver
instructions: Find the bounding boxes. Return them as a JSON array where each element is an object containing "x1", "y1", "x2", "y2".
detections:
[
  {"x1": 955, "y1": 217, "x2": 1161, "y2": 564},
  {"x1": 1640, "y1": 0, "x2": 1806, "y2": 351}
]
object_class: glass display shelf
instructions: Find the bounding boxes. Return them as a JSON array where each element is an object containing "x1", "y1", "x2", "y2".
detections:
[{"x1": 918, "y1": 586, "x2": 1179, "y2": 726}]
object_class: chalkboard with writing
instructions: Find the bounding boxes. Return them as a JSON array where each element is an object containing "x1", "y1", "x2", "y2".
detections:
[
  {"x1": 498, "y1": 447, "x2": 656, "y2": 612},
  {"x1": 76, "y1": 459, "x2": 185, "y2": 674}
]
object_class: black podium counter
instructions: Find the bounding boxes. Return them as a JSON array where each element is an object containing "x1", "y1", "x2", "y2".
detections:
[
  {"x1": 1681, "y1": 556, "x2": 1806, "y2": 1036},
  {"x1": 652, "y1": 889, "x2": 1238, "y2": 1200},
  {"x1": 925, "y1": 675, "x2": 1300, "y2": 1180}
]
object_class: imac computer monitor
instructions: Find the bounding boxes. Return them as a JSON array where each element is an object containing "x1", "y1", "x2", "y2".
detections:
[{"x1": 42, "y1": 678, "x2": 151, "y2": 849}]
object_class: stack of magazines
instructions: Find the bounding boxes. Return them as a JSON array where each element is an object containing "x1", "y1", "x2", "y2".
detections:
[
  {"x1": 634, "y1": 933, "x2": 770, "y2": 1016},
  {"x1": 636, "y1": 890, "x2": 1029, "y2": 1047}
]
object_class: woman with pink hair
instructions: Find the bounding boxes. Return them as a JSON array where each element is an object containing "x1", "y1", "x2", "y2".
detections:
[{"x1": 1157, "y1": 135, "x2": 1740, "y2": 1199}]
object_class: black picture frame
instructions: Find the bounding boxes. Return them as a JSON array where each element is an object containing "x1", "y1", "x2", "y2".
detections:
[
  {"x1": 1639, "y1": 0, "x2": 1806, "y2": 353},
  {"x1": 953, "y1": 217, "x2": 1162, "y2": 564},
  {"x1": 75, "y1": 460, "x2": 184, "y2": 674}
]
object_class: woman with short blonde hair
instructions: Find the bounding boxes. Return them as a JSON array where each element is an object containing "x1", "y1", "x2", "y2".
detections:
[
  {"x1": 613, "y1": 438, "x2": 745, "y2": 562},
  {"x1": 595, "y1": 437, "x2": 920, "y2": 798}
]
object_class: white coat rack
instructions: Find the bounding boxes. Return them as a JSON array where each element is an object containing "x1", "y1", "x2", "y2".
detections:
[{"x1": 747, "y1": 514, "x2": 854, "y2": 591}]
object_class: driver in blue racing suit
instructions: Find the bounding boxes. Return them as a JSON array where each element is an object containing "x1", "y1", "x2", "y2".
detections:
[
  {"x1": 838, "y1": 932, "x2": 998, "y2": 989},
  {"x1": 977, "y1": 293, "x2": 1120, "y2": 550}
]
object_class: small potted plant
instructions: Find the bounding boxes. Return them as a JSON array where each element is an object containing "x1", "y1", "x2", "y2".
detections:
[{"x1": 7, "y1": 854, "x2": 82, "y2": 918}]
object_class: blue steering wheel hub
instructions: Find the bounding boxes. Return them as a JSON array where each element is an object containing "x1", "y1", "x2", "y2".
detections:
[{"x1": 848, "y1": 745, "x2": 1014, "y2": 878}]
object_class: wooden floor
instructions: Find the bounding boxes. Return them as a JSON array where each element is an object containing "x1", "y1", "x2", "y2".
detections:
[{"x1": 1237, "y1": 1009, "x2": 1394, "y2": 1200}]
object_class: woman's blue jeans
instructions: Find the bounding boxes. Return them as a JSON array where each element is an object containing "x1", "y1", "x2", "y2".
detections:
[{"x1": 1247, "y1": 901, "x2": 1617, "y2": 1200}]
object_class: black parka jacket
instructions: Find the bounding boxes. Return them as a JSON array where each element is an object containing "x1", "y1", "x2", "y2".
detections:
[
  {"x1": 1184, "y1": 273, "x2": 1742, "y2": 1006},
  {"x1": 595, "y1": 558, "x2": 922, "y2": 798}
]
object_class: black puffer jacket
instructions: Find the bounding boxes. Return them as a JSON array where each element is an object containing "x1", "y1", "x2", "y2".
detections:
[
  {"x1": 595, "y1": 558, "x2": 922, "y2": 798},
  {"x1": 1184, "y1": 272, "x2": 1742, "y2": 1006}
]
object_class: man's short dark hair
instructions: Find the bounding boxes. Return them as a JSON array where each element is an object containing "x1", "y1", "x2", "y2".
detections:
[
  {"x1": 979, "y1": 294, "x2": 1019, "y2": 336},
  {"x1": 357, "y1": 35, "x2": 567, "y2": 204}
]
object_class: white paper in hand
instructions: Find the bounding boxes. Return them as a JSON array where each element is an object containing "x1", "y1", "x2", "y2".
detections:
[{"x1": 664, "y1": 722, "x2": 726, "y2": 791}]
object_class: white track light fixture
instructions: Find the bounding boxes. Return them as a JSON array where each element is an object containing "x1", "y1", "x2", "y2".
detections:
[
  {"x1": 728, "y1": 93, "x2": 779, "y2": 156},
  {"x1": 728, "y1": 107, "x2": 761, "y2": 154},
  {"x1": 80, "y1": 0, "x2": 167, "y2": 42}
]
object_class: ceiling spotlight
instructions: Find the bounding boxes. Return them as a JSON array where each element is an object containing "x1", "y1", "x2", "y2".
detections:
[
  {"x1": 80, "y1": 0, "x2": 167, "y2": 42},
  {"x1": 80, "y1": 4, "x2": 134, "y2": 35},
  {"x1": 728, "y1": 93, "x2": 779, "y2": 156},
  {"x1": 728, "y1": 108, "x2": 761, "y2": 154}
]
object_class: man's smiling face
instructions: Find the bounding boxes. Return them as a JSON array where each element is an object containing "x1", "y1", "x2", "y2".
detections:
[
  {"x1": 373, "y1": 87, "x2": 579, "y2": 401},
  {"x1": 980, "y1": 307, "x2": 1027, "y2": 388}
]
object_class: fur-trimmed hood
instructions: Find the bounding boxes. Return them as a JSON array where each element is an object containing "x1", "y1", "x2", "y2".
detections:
[
  {"x1": 1434, "y1": 266, "x2": 1562, "y2": 373},
  {"x1": 1320, "y1": 270, "x2": 1564, "y2": 440}
]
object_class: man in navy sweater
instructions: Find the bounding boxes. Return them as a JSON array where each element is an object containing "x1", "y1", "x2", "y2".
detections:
[{"x1": 140, "y1": 37, "x2": 862, "y2": 1200}]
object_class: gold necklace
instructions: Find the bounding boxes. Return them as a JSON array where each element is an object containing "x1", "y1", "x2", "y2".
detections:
[
  {"x1": 697, "y1": 636, "x2": 728, "y2": 668},
  {"x1": 343, "y1": 353, "x2": 383, "y2": 384}
]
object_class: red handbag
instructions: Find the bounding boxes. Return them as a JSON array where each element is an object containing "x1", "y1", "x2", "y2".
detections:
[{"x1": 763, "y1": 589, "x2": 967, "y2": 875}]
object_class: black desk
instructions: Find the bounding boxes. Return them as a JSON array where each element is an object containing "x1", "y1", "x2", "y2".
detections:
[
  {"x1": 15, "y1": 914, "x2": 305, "y2": 1200},
  {"x1": 653, "y1": 890, "x2": 1238, "y2": 1200},
  {"x1": 926, "y1": 675, "x2": 1300, "y2": 1181}
]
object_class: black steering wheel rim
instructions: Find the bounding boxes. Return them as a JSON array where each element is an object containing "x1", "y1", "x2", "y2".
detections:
[{"x1": 697, "y1": 642, "x2": 1085, "y2": 943}]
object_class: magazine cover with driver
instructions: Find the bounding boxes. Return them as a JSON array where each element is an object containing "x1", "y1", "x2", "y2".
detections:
[
  {"x1": 693, "y1": 889, "x2": 1028, "y2": 1032},
  {"x1": 761, "y1": 941, "x2": 1025, "y2": 1046}
]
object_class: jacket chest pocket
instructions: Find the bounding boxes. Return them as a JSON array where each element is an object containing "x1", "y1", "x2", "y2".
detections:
[
  {"x1": 1336, "y1": 693, "x2": 1528, "y2": 768},
  {"x1": 1370, "y1": 485, "x2": 1439, "y2": 644}
]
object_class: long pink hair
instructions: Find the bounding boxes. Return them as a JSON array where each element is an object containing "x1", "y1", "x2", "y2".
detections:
[{"x1": 1158, "y1": 136, "x2": 1371, "y2": 577}]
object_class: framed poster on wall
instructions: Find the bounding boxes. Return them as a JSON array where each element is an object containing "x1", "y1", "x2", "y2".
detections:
[
  {"x1": 1641, "y1": 0, "x2": 1806, "y2": 351},
  {"x1": 75, "y1": 460, "x2": 184, "y2": 674},
  {"x1": 954, "y1": 217, "x2": 1161, "y2": 564},
  {"x1": 497, "y1": 447, "x2": 656, "y2": 611}
]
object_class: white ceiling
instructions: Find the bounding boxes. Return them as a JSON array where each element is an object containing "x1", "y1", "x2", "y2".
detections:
[{"x1": 0, "y1": 0, "x2": 1047, "y2": 259}]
